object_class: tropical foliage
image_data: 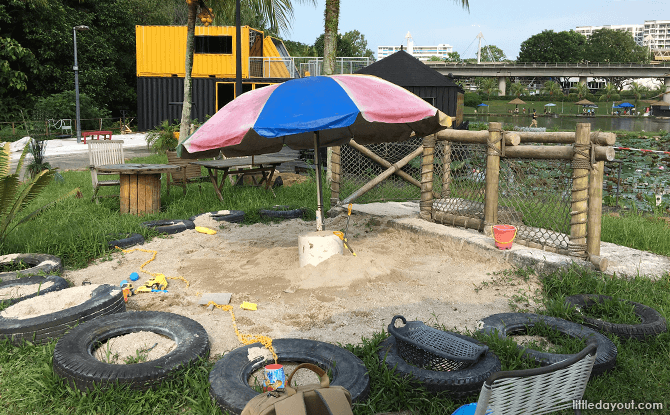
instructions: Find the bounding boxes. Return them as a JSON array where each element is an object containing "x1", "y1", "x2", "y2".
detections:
[
  {"x1": 0, "y1": 142, "x2": 79, "y2": 247},
  {"x1": 541, "y1": 80, "x2": 564, "y2": 97},
  {"x1": 509, "y1": 82, "x2": 528, "y2": 98}
]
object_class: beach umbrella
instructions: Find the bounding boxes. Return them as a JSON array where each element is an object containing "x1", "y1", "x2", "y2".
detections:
[
  {"x1": 544, "y1": 103, "x2": 556, "y2": 106},
  {"x1": 575, "y1": 99, "x2": 595, "y2": 106},
  {"x1": 176, "y1": 74, "x2": 451, "y2": 231}
]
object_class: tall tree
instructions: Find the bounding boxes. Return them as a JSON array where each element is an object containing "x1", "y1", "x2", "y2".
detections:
[
  {"x1": 322, "y1": 0, "x2": 470, "y2": 75},
  {"x1": 570, "y1": 82, "x2": 590, "y2": 101},
  {"x1": 178, "y1": 0, "x2": 315, "y2": 140},
  {"x1": 626, "y1": 81, "x2": 647, "y2": 108},
  {"x1": 313, "y1": 30, "x2": 375, "y2": 60},
  {"x1": 517, "y1": 30, "x2": 586, "y2": 63},
  {"x1": 586, "y1": 28, "x2": 649, "y2": 64},
  {"x1": 444, "y1": 51, "x2": 462, "y2": 62},
  {"x1": 478, "y1": 77, "x2": 499, "y2": 103},
  {"x1": 599, "y1": 83, "x2": 620, "y2": 113},
  {"x1": 480, "y1": 45, "x2": 506, "y2": 62}
]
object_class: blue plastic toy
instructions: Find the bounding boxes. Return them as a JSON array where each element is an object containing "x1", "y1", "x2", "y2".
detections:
[{"x1": 129, "y1": 272, "x2": 139, "y2": 281}]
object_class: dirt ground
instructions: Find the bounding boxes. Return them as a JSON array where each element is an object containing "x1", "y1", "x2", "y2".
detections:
[{"x1": 63, "y1": 213, "x2": 541, "y2": 359}]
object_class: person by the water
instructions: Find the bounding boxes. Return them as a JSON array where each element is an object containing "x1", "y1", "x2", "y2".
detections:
[{"x1": 530, "y1": 110, "x2": 538, "y2": 127}]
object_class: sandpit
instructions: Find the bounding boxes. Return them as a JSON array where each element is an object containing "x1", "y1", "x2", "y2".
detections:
[
  {"x1": 0, "y1": 281, "x2": 55, "y2": 301},
  {"x1": 64, "y1": 213, "x2": 541, "y2": 358}
]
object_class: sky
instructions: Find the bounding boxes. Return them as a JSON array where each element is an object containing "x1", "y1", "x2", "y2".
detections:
[{"x1": 282, "y1": 0, "x2": 668, "y2": 60}]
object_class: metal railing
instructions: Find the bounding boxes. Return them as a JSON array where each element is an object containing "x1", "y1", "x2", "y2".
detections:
[
  {"x1": 248, "y1": 56, "x2": 373, "y2": 79},
  {"x1": 425, "y1": 61, "x2": 670, "y2": 68}
]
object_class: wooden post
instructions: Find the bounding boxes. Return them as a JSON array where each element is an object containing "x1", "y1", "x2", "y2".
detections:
[
  {"x1": 570, "y1": 123, "x2": 590, "y2": 260},
  {"x1": 99, "y1": 118, "x2": 103, "y2": 131},
  {"x1": 484, "y1": 122, "x2": 503, "y2": 233},
  {"x1": 420, "y1": 135, "x2": 436, "y2": 221},
  {"x1": 588, "y1": 160, "x2": 608, "y2": 271},
  {"x1": 330, "y1": 145, "x2": 341, "y2": 207},
  {"x1": 442, "y1": 140, "x2": 452, "y2": 197}
]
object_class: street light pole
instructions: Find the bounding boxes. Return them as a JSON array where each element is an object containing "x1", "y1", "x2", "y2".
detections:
[{"x1": 73, "y1": 25, "x2": 89, "y2": 144}]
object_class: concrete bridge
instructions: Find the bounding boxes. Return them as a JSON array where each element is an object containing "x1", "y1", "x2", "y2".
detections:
[{"x1": 425, "y1": 62, "x2": 670, "y2": 103}]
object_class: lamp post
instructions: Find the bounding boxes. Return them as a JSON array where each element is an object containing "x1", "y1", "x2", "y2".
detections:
[{"x1": 73, "y1": 25, "x2": 89, "y2": 143}]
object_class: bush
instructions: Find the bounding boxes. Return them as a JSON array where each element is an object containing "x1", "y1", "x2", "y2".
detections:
[
  {"x1": 33, "y1": 91, "x2": 110, "y2": 130},
  {"x1": 464, "y1": 92, "x2": 483, "y2": 108}
]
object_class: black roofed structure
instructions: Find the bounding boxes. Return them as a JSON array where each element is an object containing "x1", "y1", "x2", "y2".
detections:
[{"x1": 356, "y1": 50, "x2": 464, "y2": 126}]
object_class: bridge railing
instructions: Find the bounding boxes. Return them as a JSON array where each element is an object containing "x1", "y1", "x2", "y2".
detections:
[{"x1": 425, "y1": 61, "x2": 670, "y2": 68}]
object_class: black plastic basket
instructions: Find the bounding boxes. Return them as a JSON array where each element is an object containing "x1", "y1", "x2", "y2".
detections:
[{"x1": 388, "y1": 315, "x2": 488, "y2": 371}]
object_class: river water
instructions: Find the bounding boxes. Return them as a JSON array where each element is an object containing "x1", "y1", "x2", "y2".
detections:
[{"x1": 465, "y1": 114, "x2": 670, "y2": 133}]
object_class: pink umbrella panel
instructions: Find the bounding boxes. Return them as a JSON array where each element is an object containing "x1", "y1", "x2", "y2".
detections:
[{"x1": 177, "y1": 74, "x2": 451, "y2": 158}]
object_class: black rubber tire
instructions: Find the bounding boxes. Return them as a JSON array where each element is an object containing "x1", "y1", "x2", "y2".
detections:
[
  {"x1": 0, "y1": 284, "x2": 125, "y2": 345},
  {"x1": 258, "y1": 205, "x2": 306, "y2": 220},
  {"x1": 565, "y1": 294, "x2": 667, "y2": 340},
  {"x1": 0, "y1": 275, "x2": 70, "y2": 306},
  {"x1": 209, "y1": 338, "x2": 370, "y2": 415},
  {"x1": 0, "y1": 253, "x2": 62, "y2": 282},
  {"x1": 140, "y1": 219, "x2": 195, "y2": 235},
  {"x1": 107, "y1": 233, "x2": 145, "y2": 250},
  {"x1": 378, "y1": 334, "x2": 501, "y2": 398},
  {"x1": 477, "y1": 312, "x2": 617, "y2": 377},
  {"x1": 189, "y1": 210, "x2": 245, "y2": 223},
  {"x1": 53, "y1": 311, "x2": 210, "y2": 391}
]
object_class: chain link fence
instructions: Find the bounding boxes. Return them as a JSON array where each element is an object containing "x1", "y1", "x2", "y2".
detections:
[
  {"x1": 339, "y1": 136, "x2": 430, "y2": 203},
  {"x1": 338, "y1": 136, "x2": 574, "y2": 251}
]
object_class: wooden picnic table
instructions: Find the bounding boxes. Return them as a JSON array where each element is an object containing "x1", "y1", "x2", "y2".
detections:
[
  {"x1": 189, "y1": 156, "x2": 295, "y2": 201},
  {"x1": 97, "y1": 164, "x2": 182, "y2": 215}
]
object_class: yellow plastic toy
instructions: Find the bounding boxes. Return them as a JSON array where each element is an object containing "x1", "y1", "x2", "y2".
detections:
[
  {"x1": 240, "y1": 301, "x2": 257, "y2": 311},
  {"x1": 195, "y1": 226, "x2": 217, "y2": 235},
  {"x1": 135, "y1": 273, "x2": 168, "y2": 293}
]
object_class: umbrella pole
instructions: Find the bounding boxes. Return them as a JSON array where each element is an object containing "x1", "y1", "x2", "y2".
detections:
[{"x1": 314, "y1": 132, "x2": 324, "y2": 231}]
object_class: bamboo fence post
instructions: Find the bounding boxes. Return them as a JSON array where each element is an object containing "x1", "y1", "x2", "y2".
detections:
[
  {"x1": 569, "y1": 123, "x2": 591, "y2": 260},
  {"x1": 330, "y1": 145, "x2": 341, "y2": 207},
  {"x1": 420, "y1": 135, "x2": 436, "y2": 221},
  {"x1": 588, "y1": 160, "x2": 608, "y2": 271},
  {"x1": 484, "y1": 122, "x2": 503, "y2": 233},
  {"x1": 441, "y1": 140, "x2": 452, "y2": 197}
]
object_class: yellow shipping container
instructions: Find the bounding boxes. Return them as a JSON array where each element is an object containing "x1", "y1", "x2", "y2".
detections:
[{"x1": 136, "y1": 25, "x2": 281, "y2": 78}]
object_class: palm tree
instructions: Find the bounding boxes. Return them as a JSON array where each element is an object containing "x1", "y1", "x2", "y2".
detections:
[
  {"x1": 541, "y1": 80, "x2": 564, "y2": 97},
  {"x1": 178, "y1": 0, "x2": 315, "y2": 140},
  {"x1": 627, "y1": 81, "x2": 648, "y2": 111},
  {"x1": 509, "y1": 82, "x2": 527, "y2": 98},
  {"x1": 322, "y1": 0, "x2": 470, "y2": 75},
  {"x1": 570, "y1": 82, "x2": 590, "y2": 101},
  {"x1": 478, "y1": 77, "x2": 499, "y2": 106},
  {"x1": 599, "y1": 83, "x2": 620, "y2": 114}
]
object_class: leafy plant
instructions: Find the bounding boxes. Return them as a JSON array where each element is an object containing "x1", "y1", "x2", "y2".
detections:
[
  {"x1": 0, "y1": 142, "x2": 79, "y2": 248},
  {"x1": 26, "y1": 139, "x2": 52, "y2": 179},
  {"x1": 146, "y1": 120, "x2": 180, "y2": 154}
]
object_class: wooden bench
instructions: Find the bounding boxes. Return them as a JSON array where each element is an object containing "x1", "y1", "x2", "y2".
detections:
[{"x1": 82, "y1": 130, "x2": 113, "y2": 144}]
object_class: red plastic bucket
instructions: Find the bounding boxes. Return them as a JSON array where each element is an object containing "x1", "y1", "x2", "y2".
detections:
[{"x1": 492, "y1": 225, "x2": 517, "y2": 250}]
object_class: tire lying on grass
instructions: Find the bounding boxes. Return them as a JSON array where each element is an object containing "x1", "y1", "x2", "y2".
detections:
[
  {"x1": 189, "y1": 210, "x2": 245, "y2": 223},
  {"x1": 378, "y1": 334, "x2": 501, "y2": 398},
  {"x1": 107, "y1": 233, "x2": 145, "y2": 250},
  {"x1": 0, "y1": 284, "x2": 125, "y2": 345},
  {"x1": 565, "y1": 294, "x2": 667, "y2": 340},
  {"x1": 258, "y1": 205, "x2": 306, "y2": 220},
  {"x1": 0, "y1": 253, "x2": 62, "y2": 282},
  {"x1": 477, "y1": 312, "x2": 617, "y2": 377},
  {"x1": 209, "y1": 338, "x2": 370, "y2": 415},
  {"x1": 0, "y1": 275, "x2": 69, "y2": 306},
  {"x1": 53, "y1": 311, "x2": 210, "y2": 391},
  {"x1": 140, "y1": 219, "x2": 195, "y2": 235}
]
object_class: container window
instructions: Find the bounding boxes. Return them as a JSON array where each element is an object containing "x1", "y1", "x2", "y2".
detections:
[{"x1": 195, "y1": 36, "x2": 233, "y2": 54}]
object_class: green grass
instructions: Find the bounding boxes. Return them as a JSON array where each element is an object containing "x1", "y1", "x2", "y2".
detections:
[
  {"x1": 1, "y1": 154, "x2": 330, "y2": 269},
  {"x1": 602, "y1": 211, "x2": 670, "y2": 257}
]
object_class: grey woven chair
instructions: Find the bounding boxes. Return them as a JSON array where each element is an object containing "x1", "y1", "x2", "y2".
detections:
[{"x1": 453, "y1": 341, "x2": 597, "y2": 415}]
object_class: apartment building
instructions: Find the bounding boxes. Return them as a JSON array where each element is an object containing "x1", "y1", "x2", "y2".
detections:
[
  {"x1": 576, "y1": 20, "x2": 670, "y2": 49},
  {"x1": 377, "y1": 32, "x2": 453, "y2": 61}
]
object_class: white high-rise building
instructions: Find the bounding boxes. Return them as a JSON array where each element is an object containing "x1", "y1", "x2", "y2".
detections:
[
  {"x1": 576, "y1": 20, "x2": 670, "y2": 49},
  {"x1": 377, "y1": 32, "x2": 453, "y2": 61}
]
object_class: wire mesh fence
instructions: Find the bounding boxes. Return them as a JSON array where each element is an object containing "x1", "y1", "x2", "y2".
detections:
[
  {"x1": 497, "y1": 158, "x2": 572, "y2": 250},
  {"x1": 432, "y1": 143, "x2": 487, "y2": 221},
  {"x1": 338, "y1": 136, "x2": 574, "y2": 252},
  {"x1": 339, "y1": 136, "x2": 429, "y2": 203}
]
